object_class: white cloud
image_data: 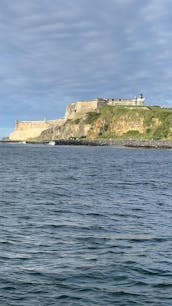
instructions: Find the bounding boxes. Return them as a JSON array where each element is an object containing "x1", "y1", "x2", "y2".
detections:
[{"x1": 0, "y1": 0, "x2": 172, "y2": 133}]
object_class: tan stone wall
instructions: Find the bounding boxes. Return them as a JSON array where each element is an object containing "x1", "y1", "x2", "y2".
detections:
[
  {"x1": 9, "y1": 118, "x2": 64, "y2": 141},
  {"x1": 107, "y1": 97, "x2": 145, "y2": 106},
  {"x1": 64, "y1": 98, "x2": 106, "y2": 120}
]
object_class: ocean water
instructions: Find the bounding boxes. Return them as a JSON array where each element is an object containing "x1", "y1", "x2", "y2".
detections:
[{"x1": 0, "y1": 143, "x2": 172, "y2": 306}]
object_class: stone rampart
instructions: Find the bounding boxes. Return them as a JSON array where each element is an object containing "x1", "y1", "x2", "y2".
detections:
[
  {"x1": 9, "y1": 118, "x2": 64, "y2": 141},
  {"x1": 64, "y1": 98, "x2": 106, "y2": 120}
]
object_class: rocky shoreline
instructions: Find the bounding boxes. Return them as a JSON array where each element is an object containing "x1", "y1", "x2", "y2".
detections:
[
  {"x1": 109, "y1": 139, "x2": 172, "y2": 148},
  {"x1": 2, "y1": 139, "x2": 172, "y2": 148},
  {"x1": 1, "y1": 138, "x2": 172, "y2": 148},
  {"x1": 52, "y1": 139, "x2": 172, "y2": 148}
]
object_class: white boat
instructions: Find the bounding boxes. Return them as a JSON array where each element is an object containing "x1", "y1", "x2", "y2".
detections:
[{"x1": 49, "y1": 141, "x2": 56, "y2": 146}]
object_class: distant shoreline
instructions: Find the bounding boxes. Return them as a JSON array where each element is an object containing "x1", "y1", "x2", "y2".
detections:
[{"x1": 1, "y1": 139, "x2": 172, "y2": 149}]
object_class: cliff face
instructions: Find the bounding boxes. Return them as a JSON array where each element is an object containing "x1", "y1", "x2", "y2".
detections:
[
  {"x1": 36, "y1": 121, "x2": 91, "y2": 141},
  {"x1": 52, "y1": 122, "x2": 91, "y2": 139},
  {"x1": 87, "y1": 114, "x2": 146, "y2": 138},
  {"x1": 34, "y1": 105, "x2": 172, "y2": 141},
  {"x1": 86, "y1": 105, "x2": 172, "y2": 140}
]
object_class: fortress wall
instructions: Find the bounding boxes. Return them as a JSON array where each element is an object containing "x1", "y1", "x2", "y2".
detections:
[
  {"x1": 16, "y1": 120, "x2": 51, "y2": 130},
  {"x1": 65, "y1": 97, "x2": 145, "y2": 120},
  {"x1": 9, "y1": 118, "x2": 65, "y2": 141},
  {"x1": 107, "y1": 98, "x2": 145, "y2": 106},
  {"x1": 9, "y1": 128, "x2": 50, "y2": 141},
  {"x1": 65, "y1": 98, "x2": 106, "y2": 120},
  {"x1": 16, "y1": 118, "x2": 64, "y2": 129}
]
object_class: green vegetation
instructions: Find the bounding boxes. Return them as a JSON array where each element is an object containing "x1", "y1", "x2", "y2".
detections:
[
  {"x1": 143, "y1": 106, "x2": 172, "y2": 139},
  {"x1": 99, "y1": 104, "x2": 129, "y2": 121},
  {"x1": 85, "y1": 112, "x2": 100, "y2": 124},
  {"x1": 98, "y1": 131, "x2": 117, "y2": 139},
  {"x1": 122, "y1": 130, "x2": 142, "y2": 139},
  {"x1": 73, "y1": 118, "x2": 81, "y2": 124},
  {"x1": 86, "y1": 105, "x2": 172, "y2": 140}
]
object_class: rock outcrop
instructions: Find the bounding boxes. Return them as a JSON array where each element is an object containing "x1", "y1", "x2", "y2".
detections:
[{"x1": 36, "y1": 121, "x2": 91, "y2": 142}]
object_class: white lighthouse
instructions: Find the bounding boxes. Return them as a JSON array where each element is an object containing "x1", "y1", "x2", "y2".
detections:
[{"x1": 136, "y1": 93, "x2": 145, "y2": 105}]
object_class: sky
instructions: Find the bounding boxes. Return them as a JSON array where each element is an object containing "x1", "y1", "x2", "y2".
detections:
[{"x1": 0, "y1": 0, "x2": 172, "y2": 137}]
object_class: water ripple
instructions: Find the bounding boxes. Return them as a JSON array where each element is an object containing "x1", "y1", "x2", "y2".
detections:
[{"x1": 0, "y1": 144, "x2": 172, "y2": 305}]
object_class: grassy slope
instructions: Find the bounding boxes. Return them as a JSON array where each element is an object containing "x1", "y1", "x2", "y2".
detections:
[{"x1": 84, "y1": 105, "x2": 172, "y2": 140}]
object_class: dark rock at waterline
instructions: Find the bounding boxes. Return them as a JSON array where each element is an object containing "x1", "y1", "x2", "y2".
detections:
[{"x1": 51, "y1": 139, "x2": 172, "y2": 148}]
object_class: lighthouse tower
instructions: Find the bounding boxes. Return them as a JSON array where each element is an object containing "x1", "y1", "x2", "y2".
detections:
[{"x1": 136, "y1": 93, "x2": 145, "y2": 105}]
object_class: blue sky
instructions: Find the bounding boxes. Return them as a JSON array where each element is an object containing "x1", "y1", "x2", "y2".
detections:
[{"x1": 0, "y1": 0, "x2": 172, "y2": 137}]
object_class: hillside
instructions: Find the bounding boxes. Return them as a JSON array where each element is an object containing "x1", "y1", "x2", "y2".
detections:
[{"x1": 33, "y1": 105, "x2": 172, "y2": 142}]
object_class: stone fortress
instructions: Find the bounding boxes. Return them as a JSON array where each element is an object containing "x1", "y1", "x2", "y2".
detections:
[
  {"x1": 9, "y1": 94, "x2": 145, "y2": 141},
  {"x1": 65, "y1": 94, "x2": 145, "y2": 120}
]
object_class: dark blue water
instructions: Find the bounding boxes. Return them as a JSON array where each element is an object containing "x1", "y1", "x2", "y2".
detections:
[{"x1": 0, "y1": 143, "x2": 172, "y2": 305}]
